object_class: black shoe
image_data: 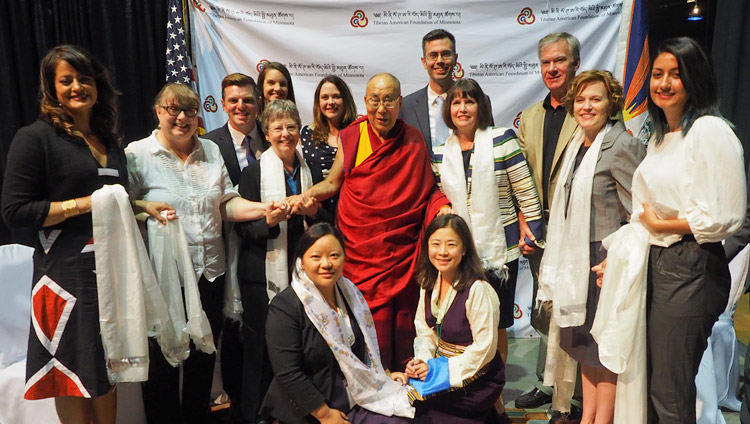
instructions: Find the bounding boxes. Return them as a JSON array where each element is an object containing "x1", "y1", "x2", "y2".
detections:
[
  {"x1": 514, "y1": 387, "x2": 552, "y2": 409},
  {"x1": 548, "y1": 405, "x2": 582, "y2": 424}
]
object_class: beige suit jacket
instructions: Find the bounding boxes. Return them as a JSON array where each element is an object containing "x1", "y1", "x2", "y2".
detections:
[{"x1": 517, "y1": 99, "x2": 578, "y2": 211}]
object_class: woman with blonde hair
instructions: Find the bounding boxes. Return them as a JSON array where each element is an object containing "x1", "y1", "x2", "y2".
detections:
[
  {"x1": 538, "y1": 69, "x2": 645, "y2": 424},
  {"x1": 126, "y1": 83, "x2": 272, "y2": 424}
]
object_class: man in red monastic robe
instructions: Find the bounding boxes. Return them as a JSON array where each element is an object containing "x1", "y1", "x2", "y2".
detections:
[{"x1": 294, "y1": 73, "x2": 450, "y2": 370}]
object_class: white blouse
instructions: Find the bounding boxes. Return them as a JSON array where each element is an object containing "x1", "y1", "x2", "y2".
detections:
[
  {"x1": 126, "y1": 131, "x2": 239, "y2": 281},
  {"x1": 632, "y1": 116, "x2": 745, "y2": 247},
  {"x1": 413, "y1": 280, "x2": 500, "y2": 388}
]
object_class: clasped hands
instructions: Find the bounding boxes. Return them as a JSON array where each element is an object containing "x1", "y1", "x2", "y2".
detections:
[
  {"x1": 266, "y1": 193, "x2": 321, "y2": 226},
  {"x1": 405, "y1": 358, "x2": 429, "y2": 381}
]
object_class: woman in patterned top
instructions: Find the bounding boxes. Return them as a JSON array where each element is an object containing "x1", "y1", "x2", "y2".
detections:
[
  {"x1": 300, "y1": 75, "x2": 358, "y2": 178},
  {"x1": 430, "y1": 78, "x2": 544, "y2": 368}
]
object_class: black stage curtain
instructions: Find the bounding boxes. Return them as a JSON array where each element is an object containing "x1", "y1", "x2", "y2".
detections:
[
  {"x1": 0, "y1": 0, "x2": 167, "y2": 245},
  {"x1": 712, "y1": 0, "x2": 750, "y2": 163}
]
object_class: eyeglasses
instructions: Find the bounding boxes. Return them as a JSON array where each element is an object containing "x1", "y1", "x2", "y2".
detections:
[
  {"x1": 268, "y1": 125, "x2": 300, "y2": 135},
  {"x1": 161, "y1": 105, "x2": 199, "y2": 117},
  {"x1": 365, "y1": 96, "x2": 399, "y2": 110},
  {"x1": 424, "y1": 51, "x2": 455, "y2": 62}
]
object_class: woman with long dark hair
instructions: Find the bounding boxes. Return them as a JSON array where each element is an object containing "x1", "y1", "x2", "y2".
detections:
[
  {"x1": 257, "y1": 61, "x2": 296, "y2": 111},
  {"x1": 1, "y1": 45, "x2": 166, "y2": 424},
  {"x1": 594, "y1": 37, "x2": 745, "y2": 423},
  {"x1": 405, "y1": 214, "x2": 505, "y2": 423},
  {"x1": 300, "y1": 75, "x2": 357, "y2": 177}
]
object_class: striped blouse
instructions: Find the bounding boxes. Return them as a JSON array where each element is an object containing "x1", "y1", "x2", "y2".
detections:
[{"x1": 431, "y1": 127, "x2": 545, "y2": 262}]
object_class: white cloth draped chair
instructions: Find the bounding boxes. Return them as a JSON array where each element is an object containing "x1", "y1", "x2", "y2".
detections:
[
  {"x1": 0, "y1": 243, "x2": 147, "y2": 424},
  {"x1": 695, "y1": 244, "x2": 749, "y2": 423}
]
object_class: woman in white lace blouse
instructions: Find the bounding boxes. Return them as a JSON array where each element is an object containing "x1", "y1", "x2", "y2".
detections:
[{"x1": 125, "y1": 83, "x2": 275, "y2": 424}]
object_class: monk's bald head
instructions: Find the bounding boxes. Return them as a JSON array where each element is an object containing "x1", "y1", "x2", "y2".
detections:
[
  {"x1": 366, "y1": 73, "x2": 401, "y2": 97},
  {"x1": 364, "y1": 73, "x2": 403, "y2": 140}
]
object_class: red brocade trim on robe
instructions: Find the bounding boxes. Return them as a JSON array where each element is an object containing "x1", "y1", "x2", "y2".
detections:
[{"x1": 337, "y1": 117, "x2": 448, "y2": 309}]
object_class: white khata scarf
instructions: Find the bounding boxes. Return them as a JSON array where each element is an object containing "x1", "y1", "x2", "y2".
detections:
[
  {"x1": 260, "y1": 146, "x2": 313, "y2": 301},
  {"x1": 538, "y1": 123, "x2": 612, "y2": 328},
  {"x1": 291, "y1": 260, "x2": 415, "y2": 418},
  {"x1": 439, "y1": 127, "x2": 507, "y2": 276},
  {"x1": 147, "y1": 214, "x2": 216, "y2": 357},
  {"x1": 92, "y1": 184, "x2": 175, "y2": 382}
]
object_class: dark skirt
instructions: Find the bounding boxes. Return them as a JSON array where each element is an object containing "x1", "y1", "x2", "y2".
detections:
[
  {"x1": 413, "y1": 356, "x2": 505, "y2": 424},
  {"x1": 328, "y1": 369, "x2": 413, "y2": 424},
  {"x1": 487, "y1": 259, "x2": 519, "y2": 329},
  {"x1": 559, "y1": 242, "x2": 607, "y2": 368}
]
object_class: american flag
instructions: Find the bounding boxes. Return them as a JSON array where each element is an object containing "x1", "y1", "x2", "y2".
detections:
[{"x1": 165, "y1": 0, "x2": 193, "y2": 85}]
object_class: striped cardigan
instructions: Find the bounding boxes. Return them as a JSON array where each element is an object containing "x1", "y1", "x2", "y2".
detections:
[{"x1": 431, "y1": 127, "x2": 545, "y2": 262}]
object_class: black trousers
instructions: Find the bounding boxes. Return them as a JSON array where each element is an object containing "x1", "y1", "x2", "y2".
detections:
[
  {"x1": 647, "y1": 238, "x2": 730, "y2": 424},
  {"x1": 141, "y1": 274, "x2": 225, "y2": 424},
  {"x1": 233, "y1": 280, "x2": 273, "y2": 422}
]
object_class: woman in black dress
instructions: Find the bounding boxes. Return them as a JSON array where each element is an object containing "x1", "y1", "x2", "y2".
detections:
[{"x1": 1, "y1": 45, "x2": 166, "y2": 424}]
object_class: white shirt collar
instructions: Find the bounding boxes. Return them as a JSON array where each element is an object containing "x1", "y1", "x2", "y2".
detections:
[
  {"x1": 147, "y1": 129, "x2": 203, "y2": 158},
  {"x1": 427, "y1": 85, "x2": 446, "y2": 106}
]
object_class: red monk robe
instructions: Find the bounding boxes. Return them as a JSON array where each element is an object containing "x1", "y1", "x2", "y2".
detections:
[{"x1": 338, "y1": 116, "x2": 448, "y2": 370}]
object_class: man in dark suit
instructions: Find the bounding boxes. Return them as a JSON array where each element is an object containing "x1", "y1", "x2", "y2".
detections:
[
  {"x1": 399, "y1": 29, "x2": 458, "y2": 158},
  {"x1": 204, "y1": 73, "x2": 268, "y2": 186},
  {"x1": 400, "y1": 29, "x2": 493, "y2": 158},
  {"x1": 515, "y1": 32, "x2": 581, "y2": 424},
  {"x1": 203, "y1": 73, "x2": 270, "y2": 424}
]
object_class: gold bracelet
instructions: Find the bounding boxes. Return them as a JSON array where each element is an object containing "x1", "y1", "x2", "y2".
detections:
[{"x1": 61, "y1": 199, "x2": 80, "y2": 219}]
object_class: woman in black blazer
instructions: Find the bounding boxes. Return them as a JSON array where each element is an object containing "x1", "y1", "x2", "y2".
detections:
[
  {"x1": 234, "y1": 100, "x2": 331, "y2": 422},
  {"x1": 262, "y1": 223, "x2": 414, "y2": 424}
]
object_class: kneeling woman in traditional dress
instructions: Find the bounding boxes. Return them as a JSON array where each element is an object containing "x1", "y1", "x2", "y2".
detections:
[
  {"x1": 261, "y1": 222, "x2": 415, "y2": 424},
  {"x1": 406, "y1": 214, "x2": 505, "y2": 423}
]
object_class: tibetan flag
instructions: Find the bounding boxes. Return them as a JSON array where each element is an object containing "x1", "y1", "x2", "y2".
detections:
[{"x1": 616, "y1": 0, "x2": 651, "y2": 142}]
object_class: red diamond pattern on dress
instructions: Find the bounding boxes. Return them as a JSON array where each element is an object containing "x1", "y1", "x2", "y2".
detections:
[
  {"x1": 33, "y1": 284, "x2": 67, "y2": 341},
  {"x1": 24, "y1": 358, "x2": 90, "y2": 399},
  {"x1": 31, "y1": 275, "x2": 76, "y2": 356},
  {"x1": 81, "y1": 236, "x2": 94, "y2": 253}
]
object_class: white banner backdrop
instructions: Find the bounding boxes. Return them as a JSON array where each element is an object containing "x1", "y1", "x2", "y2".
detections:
[{"x1": 190, "y1": 0, "x2": 625, "y2": 337}]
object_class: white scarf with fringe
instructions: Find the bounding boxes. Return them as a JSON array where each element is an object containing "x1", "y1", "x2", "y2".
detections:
[
  {"x1": 291, "y1": 260, "x2": 414, "y2": 418},
  {"x1": 261, "y1": 146, "x2": 313, "y2": 301},
  {"x1": 439, "y1": 128, "x2": 507, "y2": 276}
]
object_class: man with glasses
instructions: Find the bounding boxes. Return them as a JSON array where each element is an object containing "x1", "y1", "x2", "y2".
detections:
[
  {"x1": 295, "y1": 73, "x2": 450, "y2": 371},
  {"x1": 400, "y1": 29, "x2": 458, "y2": 158},
  {"x1": 401, "y1": 29, "x2": 493, "y2": 158}
]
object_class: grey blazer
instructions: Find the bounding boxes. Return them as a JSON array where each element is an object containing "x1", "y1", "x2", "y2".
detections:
[
  {"x1": 400, "y1": 86, "x2": 434, "y2": 156},
  {"x1": 562, "y1": 120, "x2": 646, "y2": 242}
]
